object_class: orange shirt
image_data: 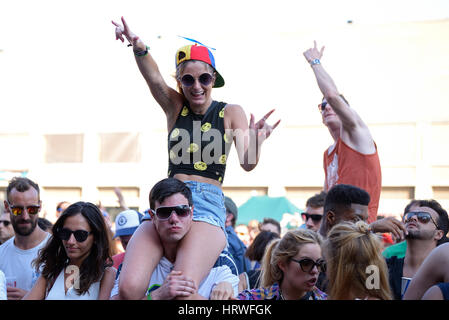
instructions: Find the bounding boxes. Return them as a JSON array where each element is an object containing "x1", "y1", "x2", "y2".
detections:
[{"x1": 323, "y1": 138, "x2": 381, "y2": 223}]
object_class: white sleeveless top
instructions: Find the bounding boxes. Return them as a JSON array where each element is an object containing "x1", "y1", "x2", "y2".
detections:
[{"x1": 45, "y1": 269, "x2": 100, "y2": 300}]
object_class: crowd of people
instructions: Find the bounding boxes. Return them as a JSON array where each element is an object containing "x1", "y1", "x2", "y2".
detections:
[{"x1": 1, "y1": 16, "x2": 448, "y2": 301}]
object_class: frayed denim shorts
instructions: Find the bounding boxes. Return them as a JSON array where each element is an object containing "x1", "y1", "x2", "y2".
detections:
[{"x1": 184, "y1": 180, "x2": 226, "y2": 238}]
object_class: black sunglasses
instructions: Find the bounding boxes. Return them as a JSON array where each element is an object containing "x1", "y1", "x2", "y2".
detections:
[
  {"x1": 57, "y1": 228, "x2": 91, "y2": 242},
  {"x1": 301, "y1": 213, "x2": 323, "y2": 223},
  {"x1": 7, "y1": 202, "x2": 40, "y2": 216},
  {"x1": 0, "y1": 220, "x2": 11, "y2": 227},
  {"x1": 318, "y1": 101, "x2": 328, "y2": 112},
  {"x1": 403, "y1": 211, "x2": 439, "y2": 228},
  {"x1": 180, "y1": 73, "x2": 213, "y2": 87},
  {"x1": 291, "y1": 258, "x2": 326, "y2": 273},
  {"x1": 152, "y1": 205, "x2": 191, "y2": 220}
]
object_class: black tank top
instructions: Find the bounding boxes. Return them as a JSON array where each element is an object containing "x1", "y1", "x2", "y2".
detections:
[{"x1": 167, "y1": 100, "x2": 232, "y2": 183}]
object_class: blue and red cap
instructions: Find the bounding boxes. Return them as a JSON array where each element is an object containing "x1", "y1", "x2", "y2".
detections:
[{"x1": 175, "y1": 44, "x2": 225, "y2": 88}]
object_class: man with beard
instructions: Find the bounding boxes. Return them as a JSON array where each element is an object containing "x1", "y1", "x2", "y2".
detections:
[
  {"x1": 0, "y1": 177, "x2": 51, "y2": 300},
  {"x1": 386, "y1": 199, "x2": 449, "y2": 299}
]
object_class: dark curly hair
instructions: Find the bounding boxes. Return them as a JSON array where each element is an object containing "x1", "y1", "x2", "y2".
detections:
[{"x1": 33, "y1": 202, "x2": 112, "y2": 296}]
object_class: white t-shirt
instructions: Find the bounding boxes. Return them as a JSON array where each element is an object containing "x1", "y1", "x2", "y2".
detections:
[
  {"x1": 45, "y1": 269, "x2": 100, "y2": 300},
  {"x1": 0, "y1": 233, "x2": 51, "y2": 291},
  {"x1": 111, "y1": 256, "x2": 239, "y2": 299},
  {"x1": 0, "y1": 269, "x2": 6, "y2": 300}
]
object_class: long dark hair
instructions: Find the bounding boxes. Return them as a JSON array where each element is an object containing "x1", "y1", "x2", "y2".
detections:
[{"x1": 33, "y1": 201, "x2": 112, "y2": 296}]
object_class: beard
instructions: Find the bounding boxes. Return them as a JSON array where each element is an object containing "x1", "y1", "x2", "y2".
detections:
[
  {"x1": 405, "y1": 229, "x2": 435, "y2": 241},
  {"x1": 12, "y1": 218, "x2": 38, "y2": 236}
]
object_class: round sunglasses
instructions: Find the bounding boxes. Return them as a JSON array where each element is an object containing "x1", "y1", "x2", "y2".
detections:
[
  {"x1": 152, "y1": 205, "x2": 191, "y2": 220},
  {"x1": 57, "y1": 228, "x2": 91, "y2": 242},
  {"x1": 180, "y1": 73, "x2": 213, "y2": 87},
  {"x1": 291, "y1": 257, "x2": 326, "y2": 273},
  {"x1": 403, "y1": 211, "x2": 439, "y2": 228}
]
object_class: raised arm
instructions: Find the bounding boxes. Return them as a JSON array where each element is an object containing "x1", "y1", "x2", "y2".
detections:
[
  {"x1": 225, "y1": 105, "x2": 280, "y2": 172},
  {"x1": 112, "y1": 17, "x2": 184, "y2": 123},
  {"x1": 303, "y1": 41, "x2": 374, "y2": 153}
]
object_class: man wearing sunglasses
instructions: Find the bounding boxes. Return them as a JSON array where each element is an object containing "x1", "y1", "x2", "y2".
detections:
[
  {"x1": 0, "y1": 211, "x2": 14, "y2": 244},
  {"x1": 303, "y1": 41, "x2": 381, "y2": 225},
  {"x1": 0, "y1": 177, "x2": 51, "y2": 300},
  {"x1": 301, "y1": 191, "x2": 326, "y2": 232},
  {"x1": 386, "y1": 199, "x2": 449, "y2": 299},
  {"x1": 316, "y1": 184, "x2": 407, "y2": 292},
  {"x1": 114, "y1": 178, "x2": 238, "y2": 300}
]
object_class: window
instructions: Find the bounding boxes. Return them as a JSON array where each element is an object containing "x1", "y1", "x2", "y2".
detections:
[
  {"x1": 45, "y1": 134, "x2": 83, "y2": 163},
  {"x1": 99, "y1": 133, "x2": 140, "y2": 163}
]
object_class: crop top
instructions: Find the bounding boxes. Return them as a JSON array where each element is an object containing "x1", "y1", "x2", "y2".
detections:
[{"x1": 167, "y1": 100, "x2": 232, "y2": 183}]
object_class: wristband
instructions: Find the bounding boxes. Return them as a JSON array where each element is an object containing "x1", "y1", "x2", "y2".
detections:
[
  {"x1": 147, "y1": 291, "x2": 152, "y2": 300},
  {"x1": 134, "y1": 46, "x2": 150, "y2": 57},
  {"x1": 310, "y1": 59, "x2": 321, "y2": 66}
]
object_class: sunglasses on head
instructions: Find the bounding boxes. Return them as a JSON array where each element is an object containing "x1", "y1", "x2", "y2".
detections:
[
  {"x1": 0, "y1": 220, "x2": 11, "y2": 227},
  {"x1": 7, "y1": 202, "x2": 40, "y2": 216},
  {"x1": 301, "y1": 213, "x2": 323, "y2": 223},
  {"x1": 57, "y1": 228, "x2": 91, "y2": 242},
  {"x1": 318, "y1": 101, "x2": 328, "y2": 112},
  {"x1": 152, "y1": 205, "x2": 191, "y2": 220},
  {"x1": 403, "y1": 211, "x2": 439, "y2": 228},
  {"x1": 180, "y1": 73, "x2": 213, "y2": 87},
  {"x1": 291, "y1": 258, "x2": 326, "y2": 273}
]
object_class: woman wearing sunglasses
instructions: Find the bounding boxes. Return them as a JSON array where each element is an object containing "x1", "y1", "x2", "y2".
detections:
[
  {"x1": 323, "y1": 221, "x2": 392, "y2": 300},
  {"x1": 111, "y1": 17, "x2": 280, "y2": 300},
  {"x1": 238, "y1": 229, "x2": 327, "y2": 300},
  {"x1": 23, "y1": 202, "x2": 116, "y2": 300}
]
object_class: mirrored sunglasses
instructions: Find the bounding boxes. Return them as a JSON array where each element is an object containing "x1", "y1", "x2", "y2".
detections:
[
  {"x1": 403, "y1": 211, "x2": 439, "y2": 228},
  {"x1": 57, "y1": 228, "x2": 91, "y2": 242},
  {"x1": 180, "y1": 73, "x2": 213, "y2": 87},
  {"x1": 318, "y1": 101, "x2": 328, "y2": 112},
  {"x1": 291, "y1": 258, "x2": 326, "y2": 273},
  {"x1": 8, "y1": 202, "x2": 40, "y2": 216},
  {"x1": 153, "y1": 205, "x2": 191, "y2": 220},
  {"x1": 301, "y1": 213, "x2": 323, "y2": 223}
]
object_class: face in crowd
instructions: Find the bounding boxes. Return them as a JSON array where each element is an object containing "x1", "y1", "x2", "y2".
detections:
[
  {"x1": 5, "y1": 187, "x2": 41, "y2": 237},
  {"x1": 151, "y1": 192, "x2": 193, "y2": 245}
]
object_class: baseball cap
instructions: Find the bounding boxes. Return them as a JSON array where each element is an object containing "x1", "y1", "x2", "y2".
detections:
[
  {"x1": 175, "y1": 44, "x2": 225, "y2": 88},
  {"x1": 224, "y1": 196, "x2": 238, "y2": 220},
  {"x1": 114, "y1": 209, "x2": 143, "y2": 239}
]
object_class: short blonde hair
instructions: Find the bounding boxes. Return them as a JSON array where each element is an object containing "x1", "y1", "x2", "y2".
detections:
[
  {"x1": 324, "y1": 221, "x2": 392, "y2": 300},
  {"x1": 260, "y1": 229, "x2": 323, "y2": 288}
]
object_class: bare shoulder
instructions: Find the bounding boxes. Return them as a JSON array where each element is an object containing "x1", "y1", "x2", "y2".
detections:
[
  {"x1": 422, "y1": 285, "x2": 444, "y2": 300},
  {"x1": 223, "y1": 103, "x2": 244, "y2": 114},
  {"x1": 223, "y1": 104, "x2": 246, "y2": 129}
]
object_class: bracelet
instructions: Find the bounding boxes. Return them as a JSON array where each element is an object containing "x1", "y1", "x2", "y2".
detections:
[
  {"x1": 134, "y1": 45, "x2": 150, "y2": 57},
  {"x1": 147, "y1": 291, "x2": 152, "y2": 300},
  {"x1": 310, "y1": 58, "x2": 321, "y2": 66}
]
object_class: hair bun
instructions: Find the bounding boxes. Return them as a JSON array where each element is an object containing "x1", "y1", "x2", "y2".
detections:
[{"x1": 356, "y1": 221, "x2": 371, "y2": 235}]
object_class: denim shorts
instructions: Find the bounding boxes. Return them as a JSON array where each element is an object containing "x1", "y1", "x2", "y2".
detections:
[{"x1": 184, "y1": 180, "x2": 227, "y2": 238}]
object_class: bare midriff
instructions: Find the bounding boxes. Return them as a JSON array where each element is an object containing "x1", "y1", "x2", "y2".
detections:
[{"x1": 173, "y1": 173, "x2": 222, "y2": 188}]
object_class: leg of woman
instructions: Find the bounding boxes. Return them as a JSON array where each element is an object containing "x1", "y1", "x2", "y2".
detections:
[
  {"x1": 118, "y1": 220, "x2": 163, "y2": 299},
  {"x1": 173, "y1": 221, "x2": 226, "y2": 299}
]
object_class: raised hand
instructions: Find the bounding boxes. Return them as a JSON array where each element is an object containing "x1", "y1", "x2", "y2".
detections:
[
  {"x1": 249, "y1": 109, "x2": 281, "y2": 145},
  {"x1": 303, "y1": 40, "x2": 325, "y2": 63},
  {"x1": 111, "y1": 16, "x2": 144, "y2": 50}
]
